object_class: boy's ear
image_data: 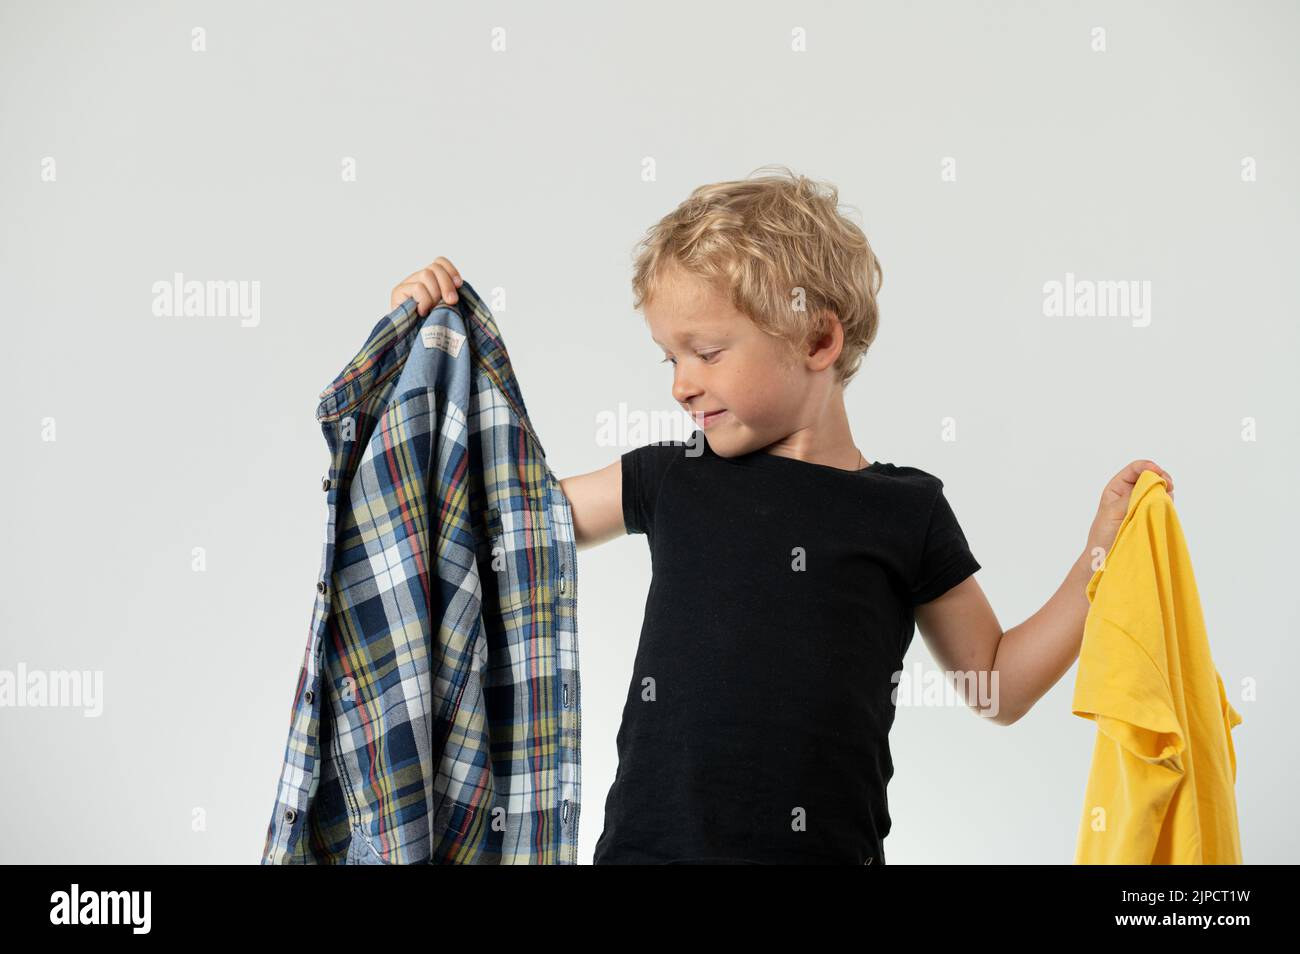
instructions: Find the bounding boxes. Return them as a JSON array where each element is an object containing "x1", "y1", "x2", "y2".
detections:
[{"x1": 809, "y1": 308, "x2": 842, "y2": 353}]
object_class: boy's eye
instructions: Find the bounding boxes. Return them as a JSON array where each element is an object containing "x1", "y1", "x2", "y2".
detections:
[{"x1": 660, "y1": 351, "x2": 720, "y2": 367}]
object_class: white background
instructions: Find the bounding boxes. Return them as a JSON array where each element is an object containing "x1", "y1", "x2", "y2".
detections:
[{"x1": 1, "y1": 0, "x2": 1295, "y2": 863}]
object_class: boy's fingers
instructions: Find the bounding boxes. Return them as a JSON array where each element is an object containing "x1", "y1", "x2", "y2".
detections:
[
  {"x1": 431, "y1": 256, "x2": 463, "y2": 287},
  {"x1": 394, "y1": 281, "x2": 437, "y2": 316},
  {"x1": 421, "y1": 265, "x2": 458, "y2": 304},
  {"x1": 391, "y1": 258, "x2": 463, "y2": 315}
]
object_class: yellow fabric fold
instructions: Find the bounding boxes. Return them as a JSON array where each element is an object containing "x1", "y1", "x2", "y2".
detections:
[{"x1": 1072, "y1": 470, "x2": 1243, "y2": 864}]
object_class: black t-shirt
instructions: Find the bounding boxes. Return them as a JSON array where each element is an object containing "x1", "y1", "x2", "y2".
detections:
[{"x1": 591, "y1": 430, "x2": 981, "y2": 865}]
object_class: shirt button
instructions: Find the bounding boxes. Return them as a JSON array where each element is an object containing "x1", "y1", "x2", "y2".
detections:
[
  {"x1": 559, "y1": 568, "x2": 567, "y2": 595},
  {"x1": 317, "y1": 580, "x2": 328, "y2": 595},
  {"x1": 285, "y1": 808, "x2": 297, "y2": 824},
  {"x1": 321, "y1": 476, "x2": 331, "y2": 492},
  {"x1": 304, "y1": 689, "x2": 314, "y2": 704}
]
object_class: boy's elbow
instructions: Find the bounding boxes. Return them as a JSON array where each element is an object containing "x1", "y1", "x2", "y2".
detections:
[{"x1": 983, "y1": 701, "x2": 1027, "y2": 727}]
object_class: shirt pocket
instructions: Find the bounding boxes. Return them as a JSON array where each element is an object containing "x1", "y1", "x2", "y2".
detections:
[{"x1": 476, "y1": 495, "x2": 554, "y2": 621}]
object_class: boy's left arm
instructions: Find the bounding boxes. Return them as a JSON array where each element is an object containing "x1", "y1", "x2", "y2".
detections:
[{"x1": 912, "y1": 459, "x2": 1175, "y2": 727}]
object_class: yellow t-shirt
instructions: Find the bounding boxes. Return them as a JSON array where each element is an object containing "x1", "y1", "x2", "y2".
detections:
[{"x1": 1072, "y1": 469, "x2": 1243, "y2": 864}]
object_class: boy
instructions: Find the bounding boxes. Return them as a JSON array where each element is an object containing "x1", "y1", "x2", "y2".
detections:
[{"x1": 388, "y1": 166, "x2": 1173, "y2": 864}]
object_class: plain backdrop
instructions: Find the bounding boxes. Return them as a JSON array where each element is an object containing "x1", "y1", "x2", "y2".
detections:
[{"x1": 1, "y1": 0, "x2": 1296, "y2": 863}]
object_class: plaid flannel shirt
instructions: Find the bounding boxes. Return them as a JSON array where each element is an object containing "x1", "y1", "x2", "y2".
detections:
[{"x1": 260, "y1": 281, "x2": 581, "y2": 864}]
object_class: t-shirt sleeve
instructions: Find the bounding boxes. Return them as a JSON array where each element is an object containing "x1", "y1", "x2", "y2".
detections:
[
  {"x1": 621, "y1": 441, "x2": 686, "y2": 536},
  {"x1": 909, "y1": 484, "x2": 981, "y2": 605}
]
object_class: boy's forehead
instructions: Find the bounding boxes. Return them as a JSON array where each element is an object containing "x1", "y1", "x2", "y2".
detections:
[
  {"x1": 645, "y1": 274, "x2": 739, "y2": 345},
  {"x1": 651, "y1": 328, "x2": 718, "y2": 347},
  {"x1": 648, "y1": 314, "x2": 737, "y2": 347}
]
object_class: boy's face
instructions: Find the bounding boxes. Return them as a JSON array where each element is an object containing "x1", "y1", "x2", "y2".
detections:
[{"x1": 644, "y1": 266, "x2": 829, "y2": 457}]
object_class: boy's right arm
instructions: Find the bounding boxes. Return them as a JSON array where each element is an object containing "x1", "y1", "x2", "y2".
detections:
[{"x1": 560, "y1": 460, "x2": 626, "y2": 551}]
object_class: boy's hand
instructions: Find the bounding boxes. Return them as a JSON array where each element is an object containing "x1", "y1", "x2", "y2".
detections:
[
  {"x1": 390, "y1": 257, "x2": 464, "y2": 316},
  {"x1": 1086, "y1": 459, "x2": 1175, "y2": 560}
]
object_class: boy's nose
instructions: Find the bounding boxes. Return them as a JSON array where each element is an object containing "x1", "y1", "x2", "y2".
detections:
[{"x1": 671, "y1": 370, "x2": 701, "y2": 406}]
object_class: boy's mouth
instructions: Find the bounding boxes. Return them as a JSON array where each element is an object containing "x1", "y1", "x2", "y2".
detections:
[{"x1": 696, "y1": 409, "x2": 728, "y2": 427}]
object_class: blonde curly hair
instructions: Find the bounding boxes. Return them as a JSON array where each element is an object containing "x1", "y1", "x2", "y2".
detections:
[{"x1": 630, "y1": 165, "x2": 883, "y2": 388}]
